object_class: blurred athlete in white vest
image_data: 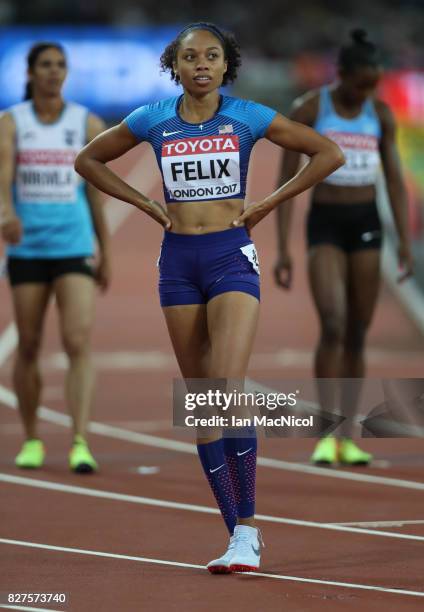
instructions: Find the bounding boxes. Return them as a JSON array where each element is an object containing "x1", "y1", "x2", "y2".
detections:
[{"x1": 0, "y1": 42, "x2": 109, "y2": 473}]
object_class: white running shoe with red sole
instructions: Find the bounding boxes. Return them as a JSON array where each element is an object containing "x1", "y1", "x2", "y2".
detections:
[{"x1": 229, "y1": 525, "x2": 264, "y2": 573}]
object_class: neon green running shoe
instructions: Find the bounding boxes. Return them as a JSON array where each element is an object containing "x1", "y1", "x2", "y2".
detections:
[
  {"x1": 69, "y1": 435, "x2": 98, "y2": 474},
  {"x1": 339, "y1": 439, "x2": 372, "y2": 466},
  {"x1": 310, "y1": 436, "x2": 338, "y2": 465},
  {"x1": 15, "y1": 439, "x2": 45, "y2": 469}
]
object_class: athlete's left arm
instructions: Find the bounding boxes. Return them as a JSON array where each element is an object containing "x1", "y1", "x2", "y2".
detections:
[
  {"x1": 85, "y1": 113, "x2": 111, "y2": 291},
  {"x1": 233, "y1": 113, "x2": 345, "y2": 229},
  {"x1": 377, "y1": 100, "x2": 413, "y2": 281}
]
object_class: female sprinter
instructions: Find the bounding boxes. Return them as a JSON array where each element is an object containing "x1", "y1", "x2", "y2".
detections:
[
  {"x1": 75, "y1": 23, "x2": 343, "y2": 572},
  {"x1": 0, "y1": 43, "x2": 110, "y2": 473},
  {"x1": 274, "y1": 30, "x2": 413, "y2": 466}
]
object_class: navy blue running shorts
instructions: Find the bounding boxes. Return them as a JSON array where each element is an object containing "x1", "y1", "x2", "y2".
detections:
[{"x1": 158, "y1": 227, "x2": 260, "y2": 307}]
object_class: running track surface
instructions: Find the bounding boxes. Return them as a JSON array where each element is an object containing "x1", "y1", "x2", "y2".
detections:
[{"x1": 1, "y1": 142, "x2": 424, "y2": 612}]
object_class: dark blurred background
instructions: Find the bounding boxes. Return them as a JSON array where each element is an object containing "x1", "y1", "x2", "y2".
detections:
[
  {"x1": 2, "y1": 0, "x2": 423, "y2": 112},
  {"x1": 1, "y1": 0, "x2": 423, "y2": 288}
]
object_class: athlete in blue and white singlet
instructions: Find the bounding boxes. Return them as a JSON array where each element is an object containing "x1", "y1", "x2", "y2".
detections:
[
  {"x1": 124, "y1": 95, "x2": 277, "y2": 306},
  {"x1": 125, "y1": 94, "x2": 276, "y2": 204},
  {"x1": 76, "y1": 22, "x2": 343, "y2": 573},
  {"x1": 0, "y1": 43, "x2": 109, "y2": 474},
  {"x1": 8, "y1": 99, "x2": 94, "y2": 260},
  {"x1": 275, "y1": 30, "x2": 413, "y2": 467}
]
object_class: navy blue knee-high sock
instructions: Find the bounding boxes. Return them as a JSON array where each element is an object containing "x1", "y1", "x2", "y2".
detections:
[
  {"x1": 197, "y1": 438, "x2": 237, "y2": 534},
  {"x1": 223, "y1": 428, "x2": 257, "y2": 518}
]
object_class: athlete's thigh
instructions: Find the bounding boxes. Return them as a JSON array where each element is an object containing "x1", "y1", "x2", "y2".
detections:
[
  {"x1": 162, "y1": 304, "x2": 209, "y2": 378},
  {"x1": 347, "y1": 248, "x2": 381, "y2": 326},
  {"x1": 206, "y1": 291, "x2": 259, "y2": 377},
  {"x1": 54, "y1": 274, "x2": 95, "y2": 340},
  {"x1": 307, "y1": 244, "x2": 348, "y2": 321},
  {"x1": 11, "y1": 283, "x2": 52, "y2": 343}
]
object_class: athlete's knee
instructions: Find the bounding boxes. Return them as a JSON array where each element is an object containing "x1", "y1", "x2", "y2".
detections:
[
  {"x1": 62, "y1": 328, "x2": 90, "y2": 358},
  {"x1": 345, "y1": 321, "x2": 368, "y2": 353},
  {"x1": 320, "y1": 313, "x2": 345, "y2": 346},
  {"x1": 17, "y1": 334, "x2": 41, "y2": 362}
]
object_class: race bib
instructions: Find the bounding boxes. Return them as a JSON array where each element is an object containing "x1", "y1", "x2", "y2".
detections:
[
  {"x1": 162, "y1": 135, "x2": 241, "y2": 201},
  {"x1": 240, "y1": 243, "x2": 260, "y2": 275},
  {"x1": 16, "y1": 149, "x2": 78, "y2": 204},
  {"x1": 323, "y1": 131, "x2": 380, "y2": 186}
]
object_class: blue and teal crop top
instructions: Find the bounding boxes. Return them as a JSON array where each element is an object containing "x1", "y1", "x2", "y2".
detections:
[{"x1": 124, "y1": 95, "x2": 277, "y2": 203}]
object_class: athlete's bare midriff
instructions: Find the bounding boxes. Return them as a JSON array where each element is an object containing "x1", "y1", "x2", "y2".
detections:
[
  {"x1": 167, "y1": 198, "x2": 245, "y2": 233},
  {"x1": 312, "y1": 182, "x2": 376, "y2": 205}
]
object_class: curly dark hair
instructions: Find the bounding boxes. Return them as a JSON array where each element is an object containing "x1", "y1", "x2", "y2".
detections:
[
  {"x1": 160, "y1": 22, "x2": 241, "y2": 87},
  {"x1": 338, "y1": 29, "x2": 381, "y2": 74}
]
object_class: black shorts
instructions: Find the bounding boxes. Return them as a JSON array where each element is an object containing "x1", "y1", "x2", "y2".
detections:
[
  {"x1": 7, "y1": 256, "x2": 96, "y2": 286},
  {"x1": 307, "y1": 201, "x2": 382, "y2": 253}
]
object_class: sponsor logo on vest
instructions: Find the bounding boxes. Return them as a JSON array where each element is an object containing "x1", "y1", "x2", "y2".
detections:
[
  {"x1": 163, "y1": 130, "x2": 183, "y2": 137},
  {"x1": 324, "y1": 131, "x2": 378, "y2": 150},
  {"x1": 17, "y1": 150, "x2": 77, "y2": 165},
  {"x1": 162, "y1": 135, "x2": 238, "y2": 156}
]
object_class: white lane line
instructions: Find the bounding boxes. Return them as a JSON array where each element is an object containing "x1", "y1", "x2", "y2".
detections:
[
  {"x1": 40, "y1": 351, "x2": 176, "y2": 371},
  {"x1": 256, "y1": 455, "x2": 424, "y2": 491},
  {"x1": 1, "y1": 538, "x2": 424, "y2": 599},
  {"x1": 331, "y1": 519, "x2": 424, "y2": 528},
  {"x1": 18, "y1": 348, "x2": 424, "y2": 372},
  {"x1": 1, "y1": 383, "x2": 424, "y2": 492},
  {"x1": 0, "y1": 323, "x2": 17, "y2": 365},
  {"x1": 0, "y1": 150, "x2": 159, "y2": 368},
  {"x1": 0, "y1": 606, "x2": 65, "y2": 612},
  {"x1": 2, "y1": 473, "x2": 424, "y2": 543}
]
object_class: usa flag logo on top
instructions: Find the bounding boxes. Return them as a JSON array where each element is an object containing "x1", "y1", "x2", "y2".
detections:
[{"x1": 218, "y1": 124, "x2": 233, "y2": 134}]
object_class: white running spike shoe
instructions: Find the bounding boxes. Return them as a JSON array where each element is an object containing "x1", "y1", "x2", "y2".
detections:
[
  {"x1": 229, "y1": 524, "x2": 264, "y2": 573},
  {"x1": 207, "y1": 534, "x2": 236, "y2": 574}
]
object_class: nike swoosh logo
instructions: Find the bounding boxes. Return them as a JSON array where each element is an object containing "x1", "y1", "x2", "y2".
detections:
[
  {"x1": 237, "y1": 447, "x2": 252, "y2": 457},
  {"x1": 361, "y1": 230, "x2": 381, "y2": 242},
  {"x1": 163, "y1": 130, "x2": 182, "y2": 137},
  {"x1": 251, "y1": 544, "x2": 260, "y2": 555},
  {"x1": 210, "y1": 464, "x2": 225, "y2": 473},
  {"x1": 213, "y1": 275, "x2": 225, "y2": 286}
]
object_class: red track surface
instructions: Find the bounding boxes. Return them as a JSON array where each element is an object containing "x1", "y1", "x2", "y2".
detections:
[{"x1": 1, "y1": 142, "x2": 424, "y2": 611}]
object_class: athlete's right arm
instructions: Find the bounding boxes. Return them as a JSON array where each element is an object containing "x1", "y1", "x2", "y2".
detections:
[
  {"x1": 274, "y1": 94, "x2": 317, "y2": 290},
  {"x1": 0, "y1": 112, "x2": 22, "y2": 244},
  {"x1": 75, "y1": 122, "x2": 171, "y2": 229}
]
